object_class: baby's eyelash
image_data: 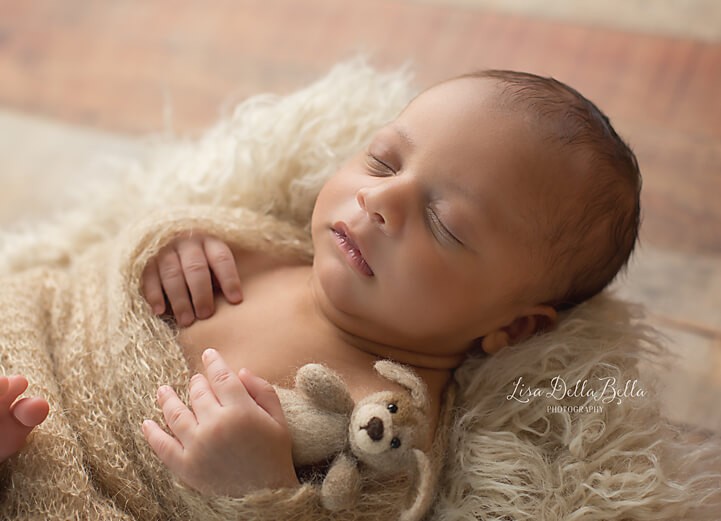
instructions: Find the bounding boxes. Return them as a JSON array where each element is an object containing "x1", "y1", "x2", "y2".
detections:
[
  {"x1": 366, "y1": 154, "x2": 395, "y2": 175},
  {"x1": 426, "y1": 208, "x2": 462, "y2": 246}
]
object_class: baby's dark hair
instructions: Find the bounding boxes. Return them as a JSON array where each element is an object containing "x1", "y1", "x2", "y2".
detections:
[{"x1": 461, "y1": 70, "x2": 642, "y2": 311}]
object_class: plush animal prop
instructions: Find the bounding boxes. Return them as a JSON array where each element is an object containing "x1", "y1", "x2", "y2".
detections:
[{"x1": 277, "y1": 361, "x2": 434, "y2": 521}]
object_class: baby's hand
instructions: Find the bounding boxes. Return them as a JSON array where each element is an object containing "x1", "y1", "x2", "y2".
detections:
[
  {"x1": 142, "y1": 234, "x2": 242, "y2": 327},
  {"x1": 0, "y1": 375, "x2": 50, "y2": 463},
  {"x1": 142, "y1": 349, "x2": 298, "y2": 497}
]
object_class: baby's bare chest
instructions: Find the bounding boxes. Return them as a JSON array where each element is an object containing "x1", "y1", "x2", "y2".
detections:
[{"x1": 176, "y1": 253, "x2": 383, "y2": 396}]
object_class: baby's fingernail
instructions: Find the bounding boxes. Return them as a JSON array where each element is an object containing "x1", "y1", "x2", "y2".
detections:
[
  {"x1": 180, "y1": 312, "x2": 194, "y2": 326},
  {"x1": 230, "y1": 289, "x2": 242, "y2": 302},
  {"x1": 153, "y1": 304, "x2": 164, "y2": 315},
  {"x1": 202, "y1": 348, "x2": 217, "y2": 361},
  {"x1": 157, "y1": 385, "x2": 170, "y2": 398}
]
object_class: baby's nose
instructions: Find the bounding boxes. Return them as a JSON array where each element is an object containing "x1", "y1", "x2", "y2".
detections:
[{"x1": 356, "y1": 189, "x2": 386, "y2": 226}]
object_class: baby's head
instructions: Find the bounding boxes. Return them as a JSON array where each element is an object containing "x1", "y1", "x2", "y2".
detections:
[
  {"x1": 310, "y1": 71, "x2": 641, "y2": 361},
  {"x1": 468, "y1": 70, "x2": 641, "y2": 308}
]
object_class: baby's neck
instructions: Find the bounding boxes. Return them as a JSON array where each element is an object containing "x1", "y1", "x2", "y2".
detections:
[
  {"x1": 297, "y1": 271, "x2": 466, "y2": 372},
  {"x1": 333, "y1": 334, "x2": 466, "y2": 370}
]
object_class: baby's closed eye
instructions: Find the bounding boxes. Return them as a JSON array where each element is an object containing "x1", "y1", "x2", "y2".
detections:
[{"x1": 366, "y1": 153, "x2": 396, "y2": 176}]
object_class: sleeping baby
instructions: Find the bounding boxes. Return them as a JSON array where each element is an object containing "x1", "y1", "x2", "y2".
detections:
[{"x1": 1, "y1": 70, "x2": 641, "y2": 501}]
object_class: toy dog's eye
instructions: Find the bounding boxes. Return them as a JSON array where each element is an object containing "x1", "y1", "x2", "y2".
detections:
[
  {"x1": 390, "y1": 437, "x2": 401, "y2": 449},
  {"x1": 387, "y1": 403, "x2": 398, "y2": 414}
]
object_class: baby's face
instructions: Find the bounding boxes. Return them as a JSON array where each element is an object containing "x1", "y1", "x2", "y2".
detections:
[{"x1": 311, "y1": 77, "x2": 560, "y2": 358}]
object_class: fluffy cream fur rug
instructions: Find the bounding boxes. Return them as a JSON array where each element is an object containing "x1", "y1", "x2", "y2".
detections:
[{"x1": 1, "y1": 59, "x2": 719, "y2": 520}]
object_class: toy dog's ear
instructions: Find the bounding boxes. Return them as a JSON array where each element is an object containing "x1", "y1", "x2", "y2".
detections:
[
  {"x1": 295, "y1": 363, "x2": 354, "y2": 415},
  {"x1": 399, "y1": 449, "x2": 433, "y2": 521},
  {"x1": 373, "y1": 360, "x2": 429, "y2": 410}
]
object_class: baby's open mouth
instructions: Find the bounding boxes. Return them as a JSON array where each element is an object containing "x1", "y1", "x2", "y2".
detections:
[{"x1": 332, "y1": 225, "x2": 374, "y2": 277}]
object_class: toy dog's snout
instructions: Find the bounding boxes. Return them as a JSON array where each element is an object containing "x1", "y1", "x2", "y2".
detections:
[
  {"x1": 362, "y1": 416, "x2": 384, "y2": 441},
  {"x1": 353, "y1": 402, "x2": 395, "y2": 455}
]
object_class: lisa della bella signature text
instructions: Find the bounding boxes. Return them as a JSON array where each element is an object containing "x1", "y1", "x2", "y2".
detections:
[{"x1": 506, "y1": 376, "x2": 647, "y2": 405}]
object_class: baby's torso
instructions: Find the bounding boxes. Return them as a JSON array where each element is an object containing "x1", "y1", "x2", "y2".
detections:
[
  {"x1": 176, "y1": 249, "x2": 446, "y2": 445},
  {"x1": 178, "y1": 251, "x2": 325, "y2": 386}
]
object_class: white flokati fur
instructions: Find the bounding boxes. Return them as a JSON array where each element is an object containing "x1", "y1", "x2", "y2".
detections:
[
  {"x1": 2, "y1": 58, "x2": 720, "y2": 520},
  {"x1": 435, "y1": 295, "x2": 721, "y2": 520},
  {"x1": 0, "y1": 58, "x2": 414, "y2": 274}
]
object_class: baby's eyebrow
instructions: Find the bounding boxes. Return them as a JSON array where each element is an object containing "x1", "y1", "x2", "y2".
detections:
[
  {"x1": 391, "y1": 123, "x2": 416, "y2": 150},
  {"x1": 445, "y1": 182, "x2": 484, "y2": 243},
  {"x1": 391, "y1": 122, "x2": 485, "y2": 247}
]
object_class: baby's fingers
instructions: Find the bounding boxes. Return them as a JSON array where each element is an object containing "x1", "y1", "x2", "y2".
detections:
[
  {"x1": 177, "y1": 239, "x2": 214, "y2": 320},
  {"x1": 202, "y1": 349, "x2": 249, "y2": 406},
  {"x1": 238, "y1": 369, "x2": 286, "y2": 427},
  {"x1": 11, "y1": 397, "x2": 49, "y2": 427},
  {"x1": 141, "y1": 258, "x2": 166, "y2": 315},
  {"x1": 142, "y1": 419, "x2": 184, "y2": 474},
  {"x1": 203, "y1": 237, "x2": 242, "y2": 304},
  {"x1": 0, "y1": 375, "x2": 28, "y2": 407},
  {"x1": 157, "y1": 385, "x2": 196, "y2": 447},
  {"x1": 157, "y1": 248, "x2": 195, "y2": 327},
  {"x1": 188, "y1": 373, "x2": 220, "y2": 424}
]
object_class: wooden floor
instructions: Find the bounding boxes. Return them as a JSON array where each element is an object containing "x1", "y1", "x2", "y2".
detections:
[
  {"x1": 1, "y1": 0, "x2": 720, "y2": 430},
  {"x1": 1, "y1": 0, "x2": 719, "y2": 254}
]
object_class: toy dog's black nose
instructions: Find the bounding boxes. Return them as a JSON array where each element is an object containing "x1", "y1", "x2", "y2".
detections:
[{"x1": 364, "y1": 417, "x2": 384, "y2": 441}]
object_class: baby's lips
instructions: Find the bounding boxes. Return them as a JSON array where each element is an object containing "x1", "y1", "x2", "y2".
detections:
[
  {"x1": 332, "y1": 221, "x2": 374, "y2": 275},
  {"x1": 336, "y1": 233, "x2": 374, "y2": 276}
]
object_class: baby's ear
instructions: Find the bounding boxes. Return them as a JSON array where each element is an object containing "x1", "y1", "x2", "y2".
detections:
[
  {"x1": 479, "y1": 330, "x2": 510, "y2": 355},
  {"x1": 481, "y1": 305, "x2": 558, "y2": 355},
  {"x1": 373, "y1": 361, "x2": 428, "y2": 410}
]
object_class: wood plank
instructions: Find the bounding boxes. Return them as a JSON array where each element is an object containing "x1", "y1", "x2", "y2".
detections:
[{"x1": 0, "y1": 0, "x2": 719, "y2": 256}]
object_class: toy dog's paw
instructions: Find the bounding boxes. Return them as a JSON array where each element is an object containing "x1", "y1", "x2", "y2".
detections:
[
  {"x1": 320, "y1": 452, "x2": 360, "y2": 512},
  {"x1": 295, "y1": 364, "x2": 354, "y2": 414}
]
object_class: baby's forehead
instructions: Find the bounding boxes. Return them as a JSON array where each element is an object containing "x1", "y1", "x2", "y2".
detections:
[
  {"x1": 402, "y1": 77, "x2": 505, "y2": 121},
  {"x1": 392, "y1": 75, "x2": 597, "y2": 212},
  {"x1": 400, "y1": 80, "x2": 554, "y2": 153}
]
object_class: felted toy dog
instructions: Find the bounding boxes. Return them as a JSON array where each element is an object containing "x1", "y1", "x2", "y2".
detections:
[{"x1": 276, "y1": 360, "x2": 434, "y2": 521}]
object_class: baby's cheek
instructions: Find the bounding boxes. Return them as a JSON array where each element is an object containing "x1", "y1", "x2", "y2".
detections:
[{"x1": 404, "y1": 256, "x2": 447, "y2": 293}]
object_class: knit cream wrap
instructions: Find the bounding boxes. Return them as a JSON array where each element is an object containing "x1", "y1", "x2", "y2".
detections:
[{"x1": 1, "y1": 204, "x2": 451, "y2": 520}]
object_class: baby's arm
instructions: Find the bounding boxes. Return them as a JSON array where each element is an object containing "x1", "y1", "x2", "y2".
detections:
[
  {"x1": 142, "y1": 349, "x2": 298, "y2": 497},
  {"x1": 142, "y1": 234, "x2": 243, "y2": 327},
  {"x1": 0, "y1": 375, "x2": 49, "y2": 463}
]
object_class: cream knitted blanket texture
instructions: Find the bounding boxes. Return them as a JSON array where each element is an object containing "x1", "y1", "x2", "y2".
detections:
[{"x1": 2, "y1": 204, "x2": 444, "y2": 520}]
